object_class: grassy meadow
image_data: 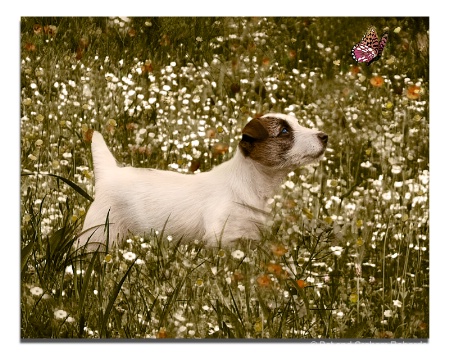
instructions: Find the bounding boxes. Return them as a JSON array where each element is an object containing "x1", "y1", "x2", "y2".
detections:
[{"x1": 20, "y1": 17, "x2": 429, "y2": 340}]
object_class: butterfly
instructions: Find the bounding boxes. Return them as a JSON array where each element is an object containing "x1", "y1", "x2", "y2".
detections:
[{"x1": 351, "y1": 26, "x2": 388, "y2": 66}]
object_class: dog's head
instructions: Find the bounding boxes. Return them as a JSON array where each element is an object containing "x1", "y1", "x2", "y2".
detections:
[{"x1": 238, "y1": 113, "x2": 328, "y2": 169}]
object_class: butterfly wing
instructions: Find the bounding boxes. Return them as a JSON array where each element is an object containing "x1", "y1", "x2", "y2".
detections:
[
  {"x1": 367, "y1": 31, "x2": 389, "y2": 65},
  {"x1": 351, "y1": 26, "x2": 381, "y2": 65},
  {"x1": 378, "y1": 32, "x2": 388, "y2": 55},
  {"x1": 351, "y1": 43, "x2": 378, "y2": 64},
  {"x1": 362, "y1": 27, "x2": 380, "y2": 51}
]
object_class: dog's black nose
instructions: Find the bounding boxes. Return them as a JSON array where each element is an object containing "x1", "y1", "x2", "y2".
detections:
[{"x1": 318, "y1": 132, "x2": 328, "y2": 144}]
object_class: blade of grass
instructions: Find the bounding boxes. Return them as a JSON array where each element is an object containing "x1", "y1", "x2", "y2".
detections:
[
  {"x1": 21, "y1": 240, "x2": 34, "y2": 274},
  {"x1": 78, "y1": 248, "x2": 100, "y2": 337},
  {"x1": 100, "y1": 258, "x2": 136, "y2": 338},
  {"x1": 21, "y1": 172, "x2": 93, "y2": 202},
  {"x1": 227, "y1": 284, "x2": 245, "y2": 337}
]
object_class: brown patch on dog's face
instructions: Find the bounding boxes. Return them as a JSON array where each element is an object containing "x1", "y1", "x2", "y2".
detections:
[{"x1": 239, "y1": 116, "x2": 295, "y2": 167}]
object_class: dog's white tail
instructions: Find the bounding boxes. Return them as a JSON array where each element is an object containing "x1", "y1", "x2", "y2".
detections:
[{"x1": 91, "y1": 131, "x2": 118, "y2": 181}]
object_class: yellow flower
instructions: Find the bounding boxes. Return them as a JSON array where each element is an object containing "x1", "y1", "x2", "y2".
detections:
[
  {"x1": 82, "y1": 170, "x2": 92, "y2": 179},
  {"x1": 324, "y1": 216, "x2": 333, "y2": 225},
  {"x1": 106, "y1": 119, "x2": 117, "y2": 134},
  {"x1": 253, "y1": 321, "x2": 263, "y2": 333},
  {"x1": 217, "y1": 249, "x2": 226, "y2": 258},
  {"x1": 107, "y1": 118, "x2": 117, "y2": 127},
  {"x1": 52, "y1": 160, "x2": 60, "y2": 169}
]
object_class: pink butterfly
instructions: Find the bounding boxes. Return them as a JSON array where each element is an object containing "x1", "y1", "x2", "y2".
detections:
[{"x1": 351, "y1": 26, "x2": 388, "y2": 66}]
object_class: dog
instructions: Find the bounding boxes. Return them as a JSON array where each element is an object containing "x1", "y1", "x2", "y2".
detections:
[{"x1": 78, "y1": 113, "x2": 328, "y2": 250}]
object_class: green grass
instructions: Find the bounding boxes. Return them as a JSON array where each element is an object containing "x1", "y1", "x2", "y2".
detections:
[{"x1": 20, "y1": 16, "x2": 429, "y2": 339}]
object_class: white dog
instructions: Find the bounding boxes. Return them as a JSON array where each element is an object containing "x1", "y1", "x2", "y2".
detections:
[{"x1": 78, "y1": 113, "x2": 327, "y2": 250}]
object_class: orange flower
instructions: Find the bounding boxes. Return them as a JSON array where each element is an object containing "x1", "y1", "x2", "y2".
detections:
[
  {"x1": 256, "y1": 274, "x2": 272, "y2": 287},
  {"x1": 137, "y1": 146, "x2": 150, "y2": 155},
  {"x1": 157, "y1": 327, "x2": 169, "y2": 338},
  {"x1": 406, "y1": 85, "x2": 422, "y2": 100},
  {"x1": 370, "y1": 76, "x2": 384, "y2": 87},
  {"x1": 375, "y1": 330, "x2": 394, "y2": 339},
  {"x1": 24, "y1": 42, "x2": 36, "y2": 52},
  {"x1": 126, "y1": 122, "x2": 139, "y2": 131},
  {"x1": 288, "y1": 49, "x2": 296, "y2": 59},
  {"x1": 205, "y1": 128, "x2": 216, "y2": 139},
  {"x1": 349, "y1": 65, "x2": 360, "y2": 76},
  {"x1": 138, "y1": 60, "x2": 153, "y2": 74},
  {"x1": 267, "y1": 263, "x2": 282, "y2": 275},
  {"x1": 33, "y1": 24, "x2": 42, "y2": 35},
  {"x1": 271, "y1": 244, "x2": 288, "y2": 256},
  {"x1": 233, "y1": 270, "x2": 244, "y2": 282},
  {"x1": 296, "y1": 279, "x2": 307, "y2": 288},
  {"x1": 83, "y1": 129, "x2": 94, "y2": 143},
  {"x1": 417, "y1": 321, "x2": 427, "y2": 331},
  {"x1": 262, "y1": 57, "x2": 270, "y2": 67},
  {"x1": 267, "y1": 263, "x2": 289, "y2": 279},
  {"x1": 43, "y1": 25, "x2": 57, "y2": 37},
  {"x1": 212, "y1": 143, "x2": 229, "y2": 156},
  {"x1": 76, "y1": 48, "x2": 84, "y2": 60}
]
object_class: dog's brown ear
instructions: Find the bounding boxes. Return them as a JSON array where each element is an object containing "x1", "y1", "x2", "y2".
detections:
[{"x1": 239, "y1": 119, "x2": 269, "y2": 157}]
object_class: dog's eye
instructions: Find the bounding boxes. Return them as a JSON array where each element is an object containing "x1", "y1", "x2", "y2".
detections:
[{"x1": 279, "y1": 127, "x2": 289, "y2": 136}]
